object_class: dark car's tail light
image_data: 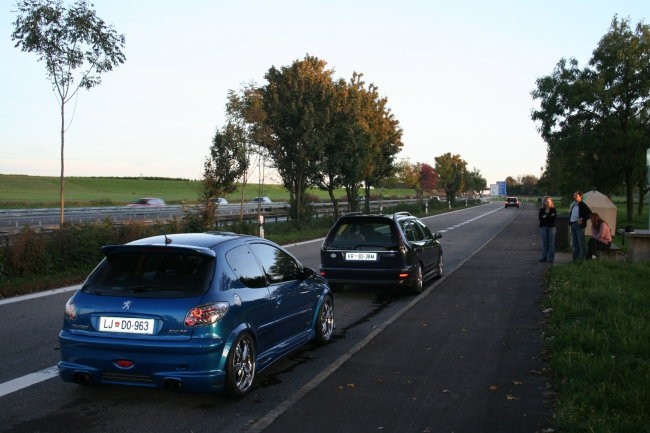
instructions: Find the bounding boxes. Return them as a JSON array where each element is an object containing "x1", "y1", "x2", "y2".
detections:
[
  {"x1": 64, "y1": 298, "x2": 77, "y2": 320},
  {"x1": 184, "y1": 302, "x2": 228, "y2": 326}
]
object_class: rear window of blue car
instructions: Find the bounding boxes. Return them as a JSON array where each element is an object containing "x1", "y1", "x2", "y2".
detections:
[{"x1": 82, "y1": 251, "x2": 215, "y2": 297}]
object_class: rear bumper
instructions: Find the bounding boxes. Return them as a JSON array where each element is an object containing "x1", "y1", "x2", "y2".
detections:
[
  {"x1": 58, "y1": 331, "x2": 227, "y2": 393},
  {"x1": 320, "y1": 265, "x2": 417, "y2": 287}
]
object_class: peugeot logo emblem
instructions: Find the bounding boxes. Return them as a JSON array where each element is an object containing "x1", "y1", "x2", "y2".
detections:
[{"x1": 122, "y1": 300, "x2": 132, "y2": 310}]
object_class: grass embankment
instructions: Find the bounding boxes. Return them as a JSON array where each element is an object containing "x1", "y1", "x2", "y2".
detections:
[
  {"x1": 0, "y1": 174, "x2": 417, "y2": 208},
  {"x1": 544, "y1": 261, "x2": 650, "y2": 432}
]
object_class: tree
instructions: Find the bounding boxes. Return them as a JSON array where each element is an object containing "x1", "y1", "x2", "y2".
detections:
[
  {"x1": 259, "y1": 55, "x2": 335, "y2": 225},
  {"x1": 200, "y1": 123, "x2": 249, "y2": 227},
  {"x1": 400, "y1": 161, "x2": 438, "y2": 203},
  {"x1": 311, "y1": 78, "x2": 358, "y2": 218},
  {"x1": 12, "y1": 0, "x2": 126, "y2": 225},
  {"x1": 353, "y1": 74, "x2": 403, "y2": 213},
  {"x1": 434, "y1": 153, "x2": 467, "y2": 205},
  {"x1": 221, "y1": 83, "x2": 268, "y2": 222},
  {"x1": 532, "y1": 16, "x2": 650, "y2": 222},
  {"x1": 464, "y1": 167, "x2": 487, "y2": 195}
]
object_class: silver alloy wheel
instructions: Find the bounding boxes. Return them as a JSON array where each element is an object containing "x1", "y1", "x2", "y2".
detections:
[
  {"x1": 412, "y1": 264, "x2": 423, "y2": 293},
  {"x1": 231, "y1": 334, "x2": 255, "y2": 394},
  {"x1": 317, "y1": 296, "x2": 334, "y2": 343}
]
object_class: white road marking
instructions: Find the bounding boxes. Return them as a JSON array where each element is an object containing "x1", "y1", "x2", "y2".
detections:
[
  {"x1": 0, "y1": 284, "x2": 80, "y2": 306},
  {"x1": 0, "y1": 366, "x2": 59, "y2": 398}
]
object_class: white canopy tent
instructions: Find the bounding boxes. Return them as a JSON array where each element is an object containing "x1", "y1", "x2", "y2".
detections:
[{"x1": 583, "y1": 190, "x2": 617, "y2": 236}]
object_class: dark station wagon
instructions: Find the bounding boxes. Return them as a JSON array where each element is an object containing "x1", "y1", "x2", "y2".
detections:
[{"x1": 319, "y1": 212, "x2": 443, "y2": 294}]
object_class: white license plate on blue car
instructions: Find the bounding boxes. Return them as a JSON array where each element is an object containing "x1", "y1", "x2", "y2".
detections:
[
  {"x1": 99, "y1": 316, "x2": 155, "y2": 334},
  {"x1": 345, "y1": 252, "x2": 377, "y2": 261}
]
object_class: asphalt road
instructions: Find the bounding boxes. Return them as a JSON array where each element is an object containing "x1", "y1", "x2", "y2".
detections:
[
  {"x1": 0, "y1": 202, "x2": 548, "y2": 433},
  {"x1": 260, "y1": 205, "x2": 554, "y2": 433}
]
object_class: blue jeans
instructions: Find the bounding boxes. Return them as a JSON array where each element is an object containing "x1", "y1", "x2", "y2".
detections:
[
  {"x1": 570, "y1": 222, "x2": 586, "y2": 261},
  {"x1": 539, "y1": 226, "x2": 556, "y2": 262}
]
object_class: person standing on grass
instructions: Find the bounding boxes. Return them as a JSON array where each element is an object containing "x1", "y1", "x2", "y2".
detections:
[
  {"x1": 587, "y1": 213, "x2": 612, "y2": 259},
  {"x1": 538, "y1": 196, "x2": 557, "y2": 263},
  {"x1": 569, "y1": 191, "x2": 592, "y2": 261}
]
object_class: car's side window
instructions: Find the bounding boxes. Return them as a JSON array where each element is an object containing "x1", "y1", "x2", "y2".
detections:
[
  {"x1": 225, "y1": 245, "x2": 268, "y2": 288},
  {"x1": 249, "y1": 243, "x2": 300, "y2": 284},
  {"x1": 400, "y1": 220, "x2": 415, "y2": 242},
  {"x1": 416, "y1": 219, "x2": 434, "y2": 240},
  {"x1": 400, "y1": 219, "x2": 426, "y2": 242}
]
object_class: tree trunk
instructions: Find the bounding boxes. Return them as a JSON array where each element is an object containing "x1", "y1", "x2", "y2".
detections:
[
  {"x1": 59, "y1": 102, "x2": 65, "y2": 226},
  {"x1": 625, "y1": 170, "x2": 634, "y2": 223},
  {"x1": 327, "y1": 187, "x2": 339, "y2": 219}
]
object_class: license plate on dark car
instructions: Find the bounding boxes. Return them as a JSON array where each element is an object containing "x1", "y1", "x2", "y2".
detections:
[{"x1": 345, "y1": 252, "x2": 377, "y2": 261}]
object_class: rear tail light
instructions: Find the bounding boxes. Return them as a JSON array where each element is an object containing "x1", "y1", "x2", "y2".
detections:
[
  {"x1": 184, "y1": 302, "x2": 228, "y2": 326},
  {"x1": 64, "y1": 298, "x2": 77, "y2": 320}
]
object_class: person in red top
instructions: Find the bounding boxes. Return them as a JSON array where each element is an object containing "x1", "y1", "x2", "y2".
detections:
[{"x1": 587, "y1": 212, "x2": 613, "y2": 260}]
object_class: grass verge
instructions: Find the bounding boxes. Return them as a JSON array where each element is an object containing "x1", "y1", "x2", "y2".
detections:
[{"x1": 544, "y1": 261, "x2": 650, "y2": 432}]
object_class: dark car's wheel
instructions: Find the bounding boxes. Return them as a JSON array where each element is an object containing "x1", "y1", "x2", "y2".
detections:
[
  {"x1": 225, "y1": 333, "x2": 256, "y2": 397},
  {"x1": 436, "y1": 254, "x2": 444, "y2": 277},
  {"x1": 316, "y1": 296, "x2": 335, "y2": 343},
  {"x1": 410, "y1": 264, "x2": 424, "y2": 294}
]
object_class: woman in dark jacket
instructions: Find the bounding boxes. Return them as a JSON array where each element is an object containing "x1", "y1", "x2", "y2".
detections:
[{"x1": 538, "y1": 196, "x2": 557, "y2": 263}]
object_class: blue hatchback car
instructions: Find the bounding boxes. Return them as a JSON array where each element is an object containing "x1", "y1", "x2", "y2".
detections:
[{"x1": 58, "y1": 232, "x2": 335, "y2": 396}]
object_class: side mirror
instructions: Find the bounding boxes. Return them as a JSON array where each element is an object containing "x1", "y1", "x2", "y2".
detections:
[
  {"x1": 301, "y1": 267, "x2": 317, "y2": 279},
  {"x1": 433, "y1": 232, "x2": 442, "y2": 240}
]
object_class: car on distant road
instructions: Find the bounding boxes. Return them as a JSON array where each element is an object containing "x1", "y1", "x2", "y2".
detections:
[
  {"x1": 504, "y1": 197, "x2": 520, "y2": 208},
  {"x1": 319, "y1": 212, "x2": 443, "y2": 294},
  {"x1": 58, "y1": 232, "x2": 335, "y2": 396},
  {"x1": 127, "y1": 197, "x2": 166, "y2": 207},
  {"x1": 249, "y1": 196, "x2": 272, "y2": 204},
  {"x1": 211, "y1": 197, "x2": 229, "y2": 205}
]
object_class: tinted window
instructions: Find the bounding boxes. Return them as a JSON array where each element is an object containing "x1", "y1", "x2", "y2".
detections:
[
  {"x1": 225, "y1": 245, "x2": 268, "y2": 288},
  {"x1": 83, "y1": 251, "x2": 214, "y2": 297},
  {"x1": 400, "y1": 219, "x2": 425, "y2": 242},
  {"x1": 327, "y1": 220, "x2": 395, "y2": 248},
  {"x1": 249, "y1": 243, "x2": 300, "y2": 284},
  {"x1": 415, "y1": 219, "x2": 434, "y2": 239}
]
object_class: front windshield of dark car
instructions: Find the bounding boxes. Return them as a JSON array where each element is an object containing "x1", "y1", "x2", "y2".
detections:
[{"x1": 82, "y1": 251, "x2": 215, "y2": 297}]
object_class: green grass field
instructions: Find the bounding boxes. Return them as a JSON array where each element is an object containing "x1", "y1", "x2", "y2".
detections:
[
  {"x1": 0, "y1": 174, "x2": 421, "y2": 208},
  {"x1": 544, "y1": 261, "x2": 650, "y2": 432}
]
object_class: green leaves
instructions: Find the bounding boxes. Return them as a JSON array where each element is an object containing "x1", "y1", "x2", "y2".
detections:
[{"x1": 531, "y1": 16, "x2": 650, "y2": 219}]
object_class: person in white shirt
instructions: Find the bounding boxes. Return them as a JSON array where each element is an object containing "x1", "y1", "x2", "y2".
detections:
[{"x1": 569, "y1": 191, "x2": 592, "y2": 261}]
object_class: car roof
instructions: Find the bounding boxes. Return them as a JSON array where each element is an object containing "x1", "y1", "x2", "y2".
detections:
[
  {"x1": 336, "y1": 212, "x2": 414, "y2": 222},
  {"x1": 125, "y1": 232, "x2": 256, "y2": 250}
]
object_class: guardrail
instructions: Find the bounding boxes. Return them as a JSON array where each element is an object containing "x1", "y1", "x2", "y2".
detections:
[{"x1": 0, "y1": 200, "x2": 420, "y2": 235}]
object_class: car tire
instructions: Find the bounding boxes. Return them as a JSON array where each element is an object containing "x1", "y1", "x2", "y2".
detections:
[
  {"x1": 225, "y1": 333, "x2": 256, "y2": 397},
  {"x1": 315, "y1": 296, "x2": 335, "y2": 344},
  {"x1": 410, "y1": 264, "x2": 424, "y2": 294},
  {"x1": 436, "y1": 254, "x2": 444, "y2": 278}
]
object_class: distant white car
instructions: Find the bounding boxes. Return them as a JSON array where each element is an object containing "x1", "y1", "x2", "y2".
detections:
[
  {"x1": 249, "y1": 196, "x2": 272, "y2": 204},
  {"x1": 211, "y1": 197, "x2": 228, "y2": 205},
  {"x1": 127, "y1": 197, "x2": 166, "y2": 207}
]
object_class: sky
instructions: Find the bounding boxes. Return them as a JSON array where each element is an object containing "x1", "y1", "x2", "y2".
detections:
[{"x1": 1, "y1": 0, "x2": 648, "y2": 187}]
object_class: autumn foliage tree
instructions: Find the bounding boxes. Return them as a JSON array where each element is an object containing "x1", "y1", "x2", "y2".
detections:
[{"x1": 435, "y1": 153, "x2": 468, "y2": 205}]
